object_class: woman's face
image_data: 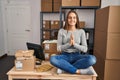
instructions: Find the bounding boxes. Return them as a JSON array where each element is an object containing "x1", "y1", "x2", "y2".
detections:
[{"x1": 68, "y1": 12, "x2": 77, "y2": 27}]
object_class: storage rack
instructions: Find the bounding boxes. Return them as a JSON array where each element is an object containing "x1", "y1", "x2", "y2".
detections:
[
  {"x1": 40, "y1": 0, "x2": 101, "y2": 54},
  {"x1": 40, "y1": 12, "x2": 62, "y2": 44}
]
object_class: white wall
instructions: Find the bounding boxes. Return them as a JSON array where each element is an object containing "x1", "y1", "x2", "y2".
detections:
[
  {"x1": 30, "y1": 0, "x2": 40, "y2": 44},
  {"x1": 0, "y1": 0, "x2": 40, "y2": 56},
  {"x1": 0, "y1": 0, "x2": 5, "y2": 56},
  {"x1": 101, "y1": 0, "x2": 120, "y2": 8}
]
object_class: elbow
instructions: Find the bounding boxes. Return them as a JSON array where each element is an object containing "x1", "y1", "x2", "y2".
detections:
[
  {"x1": 82, "y1": 47, "x2": 88, "y2": 53},
  {"x1": 57, "y1": 46, "x2": 61, "y2": 52}
]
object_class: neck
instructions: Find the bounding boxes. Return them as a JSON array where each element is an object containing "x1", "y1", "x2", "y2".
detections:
[{"x1": 68, "y1": 26, "x2": 76, "y2": 31}]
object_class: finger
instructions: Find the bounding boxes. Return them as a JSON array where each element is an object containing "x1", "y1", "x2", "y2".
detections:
[{"x1": 71, "y1": 34, "x2": 74, "y2": 40}]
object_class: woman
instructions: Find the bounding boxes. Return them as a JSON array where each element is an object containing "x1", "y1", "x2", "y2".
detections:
[{"x1": 50, "y1": 10, "x2": 96, "y2": 74}]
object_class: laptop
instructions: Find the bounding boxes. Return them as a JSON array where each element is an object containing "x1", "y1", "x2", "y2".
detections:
[{"x1": 26, "y1": 42, "x2": 45, "y2": 61}]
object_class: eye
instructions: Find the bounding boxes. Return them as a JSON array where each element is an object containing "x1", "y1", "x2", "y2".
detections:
[
  {"x1": 73, "y1": 17, "x2": 76, "y2": 19},
  {"x1": 68, "y1": 16, "x2": 72, "y2": 19}
]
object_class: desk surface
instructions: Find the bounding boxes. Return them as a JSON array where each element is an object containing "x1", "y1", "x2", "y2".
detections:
[{"x1": 7, "y1": 62, "x2": 97, "y2": 80}]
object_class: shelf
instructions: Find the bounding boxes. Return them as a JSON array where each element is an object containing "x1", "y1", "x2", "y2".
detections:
[
  {"x1": 42, "y1": 29, "x2": 59, "y2": 31},
  {"x1": 60, "y1": 6, "x2": 100, "y2": 10},
  {"x1": 40, "y1": 12, "x2": 60, "y2": 13}
]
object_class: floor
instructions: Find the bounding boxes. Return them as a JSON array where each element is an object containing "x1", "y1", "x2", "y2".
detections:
[{"x1": 0, "y1": 55, "x2": 15, "y2": 80}]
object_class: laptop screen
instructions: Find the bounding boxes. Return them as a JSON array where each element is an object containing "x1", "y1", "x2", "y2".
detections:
[{"x1": 26, "y1": 42, "x2": 45, "y2": 60}]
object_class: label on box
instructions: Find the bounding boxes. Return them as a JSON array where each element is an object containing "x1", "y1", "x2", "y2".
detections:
[
  {"x1": 45, "y1": 44, "x2": 50, "y2": 50},
  {"x1": 45, "y1": 53, "x2": 49, "y2": 59},
  {"x1": 43, "y1": 25, "x2": 45, "y2": 28},
  {"x1": 51, "y1": 21, "x2": 54, "y2": 24},
  {"x1": 16, "y1": 61, "x2": 23, "y2": 70},
  {"x1": 43, "y1": 21, "x2": 46, "y2": 24},
  {"x1": 55, "y1": 21, "x2": 58, "y2": 24}
]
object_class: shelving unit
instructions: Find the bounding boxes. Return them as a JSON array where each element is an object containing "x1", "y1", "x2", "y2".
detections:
[
  {"x1": 40, "y1": 12, "x2": 61, "y2": 44},
  {"x1": 40, "y1": 0, "x2": 101, "y2": 54}
]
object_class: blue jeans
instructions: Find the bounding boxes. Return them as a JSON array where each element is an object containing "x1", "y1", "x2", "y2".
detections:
[{"x1": 50, "y1": 52, "x2": 96, "y2": 74}]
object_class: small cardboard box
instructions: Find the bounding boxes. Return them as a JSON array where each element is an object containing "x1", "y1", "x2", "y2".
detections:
[
  {"x1": 15, "y1": 50, "x2": 35, "y2": 71},
  {"x1": 81, "y1": 0, "x2": 100, "y2": 7},
  {"x1": 43, "y1": 20, "x2": 50, "y2": 29},
  {"x1": 79, "y1": 21, "x2": 85, "y2": 28},
  {"x1": 53, "y1": 0, "x2": 61, "y2": 12},
  {"x1": 15, "y1": 50, "x2": 34, "y2": 58},
  {"x1": 15, "y1": 56, "x2": 35, "y2": 71},
  {"x1": 62, "y1": 0, "x2": 80, "y2": 6},
  {"x1": 43, "y1": 31, "x2": 50, "y2": 39},
  {"x1": 51, "y1": 20, "x2": 60, "y2": 29},
  {"x1": 42, "y1": 40, "x2": 57, "y2": 53},
  {"x1": 41, "y1": 0, "x2": 52, "y2": 12},
  {"x1": 43, "y1": 43, "x2": 57, "y2": 52}
]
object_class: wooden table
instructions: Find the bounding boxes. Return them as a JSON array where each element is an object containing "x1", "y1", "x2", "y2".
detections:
[{"x1": 7, "y1": 64, "x2": 97, "y2": 80}]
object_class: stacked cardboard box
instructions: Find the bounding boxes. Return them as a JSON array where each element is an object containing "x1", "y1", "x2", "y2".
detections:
[
  {"x1": 43, "y1": 20, "x2": 51, "y2": 29},
  {"x1": 41, "y1": 0, "x2": 101, "y2": 12},
  {"x1": 43, "y1": 31, "x2": 50, "y2": 40},
  {"x1": 62, "y1": 0, "x2": 100, "y2": 7},
  {"x1": 43, "y1": 20, "x2": 60, "y2": 30},
  {"x1": 81, "y1": 0, "x2": 100, "y2": 7},
  {"x1": 51, "y1": 20, "x2": 60, "y2": 29},
  {"x1": 41, "y1": 0, "x2": 52, "y2": 12},
  {"x1": 94, "y1": 6, "x2": 120, "y2": 80},
  {"x1": 53, "y1": 0, "x2": 61, "y2": 12},
  {"x1": 62, "y1": 0, "x2": 80, "y2": 6},
  {"x1": 15, "y1": 50, "x2": 35, "y2": 71},
  {"x1": 42, "y1": 20, "x2": 60, "y2": 40},
  {"x1": 41, "y1": 0, "x2": 61, "y2": 12},
  {"x1": 79, "y1": 21, "x2": 85, "y2": 28},
  {"x1": 42, "y1": 40, "x2": 58, "y2": 60}
]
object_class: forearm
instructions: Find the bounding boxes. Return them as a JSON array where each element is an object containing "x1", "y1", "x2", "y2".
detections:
[
  {"x1": 74, "y1": 43, "x2": 88, "y2": 52},
  {"x1": 57, "y1": 43, "x2": 71, "y2": 52}
]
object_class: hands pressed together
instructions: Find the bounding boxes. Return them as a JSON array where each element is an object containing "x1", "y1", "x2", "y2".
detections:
[{"x1": 70, "y1": 34, "x2": 75, "y2": 46}]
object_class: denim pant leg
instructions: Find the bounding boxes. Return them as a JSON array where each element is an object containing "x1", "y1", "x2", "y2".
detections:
[
  {"x1": 50, "y1": 53, "x2": 77, "y2": 74},
  {"x1": 72, "y1": 54, "x2": 96, "y2": 69}
]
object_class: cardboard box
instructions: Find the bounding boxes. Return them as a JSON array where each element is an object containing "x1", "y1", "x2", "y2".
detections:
[
  {"x1": 93, "y1": 51, "x2": 105, "y2": 80},
  {"x1": 81, "y1": 0, "x2": 100, "y2": 6},
  {"x1": 42, "y1": 40, "x2": 57, "y2": 53},
  {"x1": 53, "y1": 0, "x2": 61, "y2": 12},
  {"x1": 43, "y1": 43, "x2": 57, "y2": 53},
  {"x1": 94, "y1": 50, "x2": 120, "y2": 80},
  {"x1": 51, "y1": 20, "x2": 60, "y2": 29},
  {"x1": 43, "y1": 20, "x2": 50, "y2": 29},
  {"x1": 62, "y1": 0, "x2": 80, "y2": 6},
  {"x1": 94, "y1": 6, "x2": 120, "y2": 60},
  {"x1": 94, "y1": 31, "x2": 120, "y2": 60},
  {"x1": 41, "y1": 0, "x2": 52, "y2": 12},
  {"x1": 15, "y1": 50, "x2": 35, "y2": 71},
  {"x1": 15, "y1": 50, "x2": 34, "y2": 58},
  {"x1": 44, "y1": 52, "x2": 57, "y2": 60},
  {"x1": 104, "y1": 60, "x2": 120, "y2": 80},
  {"x1": 95, "y1": 6, "x2": 120, "y2": 33},
  {"x1": 15, "y1": 56, "x2": 35, "y2": 71},
  {"x1": 43, "y1": 31, "x2": 50, "y2": 39},
  {"x1": 79, "y1": 21, "x2": 85, "y2": 28}
]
